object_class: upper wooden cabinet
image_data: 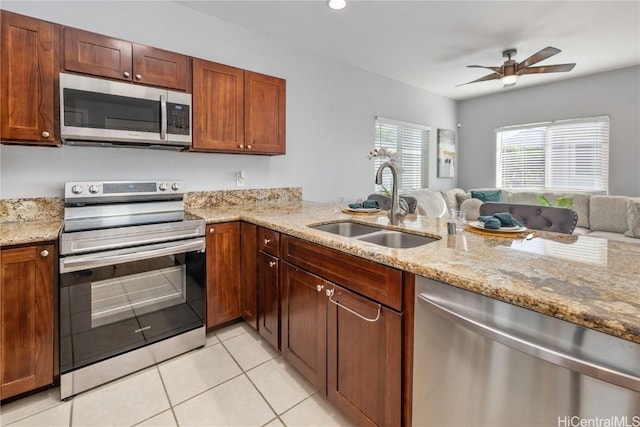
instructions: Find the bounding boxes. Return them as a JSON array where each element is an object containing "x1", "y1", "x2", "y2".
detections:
[
  {"x1": 63, "y1": 27, "x2": 189, "y2": 91},
  {"x1": 0, "y1": 11, "x2": 59, "y2": 145},
  {"x1": 245, "y1": 71, "x2": 286, "y2": 155},
  {"x1": 192, "y1": 58, "x2": 286, "y2": 155},
  {"x1": 1, "y1": 244, "x2": 56, "y2": 399}
]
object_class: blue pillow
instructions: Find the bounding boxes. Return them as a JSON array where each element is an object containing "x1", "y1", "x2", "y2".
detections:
[{"x1": 471, "y1": 190, "x2": 502, "y2": 202}]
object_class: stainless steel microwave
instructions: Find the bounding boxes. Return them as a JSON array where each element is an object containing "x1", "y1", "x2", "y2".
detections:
[{"x1": 60, "y1": 73, "x2": 192, "y2": 150}]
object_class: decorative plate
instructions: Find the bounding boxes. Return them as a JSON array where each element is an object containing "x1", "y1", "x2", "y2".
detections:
[{"x1": 468, "y1": 221, "x2": 527, "y2": 233}]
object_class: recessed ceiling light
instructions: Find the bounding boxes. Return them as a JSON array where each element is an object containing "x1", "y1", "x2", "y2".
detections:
[{"x1": 328, "y1": 0, "x2": 346, "y2": 10}]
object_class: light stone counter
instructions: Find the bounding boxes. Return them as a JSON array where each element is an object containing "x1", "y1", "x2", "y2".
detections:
[
  {"x1": 0, "y1": 220, "x2": 62, "y2": 246},
  {"x1": 191, "y1": 200, "x2": 640, "y2": 345}
]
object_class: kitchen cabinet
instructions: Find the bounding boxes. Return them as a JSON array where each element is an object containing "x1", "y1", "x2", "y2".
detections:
[
  {"x1": 0, "y1": 11, "x2": 59, "y2": 146},
  {"x1": 63, "y1": 27, "x2": 189, "y2": 91},
  {"x1": 1, "y1": 244, "x2": 55, "y2": 399},
  {"x1": 257, "y1": 227, "x2": 281, "y2": 350},
  {"x1": 281, "y1": 235, "x2": 403, "y2": 426},
  {"x1": 206, "y1": 222, "x2": 241, "y2": 329},
  {"x1": 240, "y1": 222, "x2": 258, "y2": 330},
  {"x1": 191, "y1": 59, "x2": 286, "y2": 155}
]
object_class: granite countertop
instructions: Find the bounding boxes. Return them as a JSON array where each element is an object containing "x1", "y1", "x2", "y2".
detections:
[
  {"x1": 191, "y1": 201, "x2": 640, "y2": 345},
  {"x1": 3, "y1": 200, "x2": 639, "y2": 345}
]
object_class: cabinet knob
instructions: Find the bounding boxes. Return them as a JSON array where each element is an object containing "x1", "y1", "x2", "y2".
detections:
[
  {"x1": 264, "y1": 238, "x2": 271, "y2": 245},
  {"x1": 238, "y1": 144, "x2": 244, "y2": 149},
  {"x1": 123, "y1": 71, "x2": 130, "y2": 78},
  {"x1": 247, "y1": 144, "x2": 252, "y2": 149},
  {"x1": 135, "y1": 74, "x2": 142, "y2": 80},
  {"x1": 41, "y1": 131, "x2": 50, "y2": 138},
  {"x1": 316, "y1": 284, "x2": 324, "y2": 292},
  {"x1": 269, "y1": 261, "x2": 276, "y2": 268},
  {"x1": 209, "y1": 228, "x2": 215, "y2": 234},
  {"x1": 40, "y1": 250, "x2": 49, "y2": 257}
]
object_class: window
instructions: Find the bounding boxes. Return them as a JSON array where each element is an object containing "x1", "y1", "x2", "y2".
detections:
[
  {"x1": 374, "y1": 117, "x2": 430, "y2": 192},
  {"x1": 496, "y1": 116, "x2": 609, "y2": 192}
]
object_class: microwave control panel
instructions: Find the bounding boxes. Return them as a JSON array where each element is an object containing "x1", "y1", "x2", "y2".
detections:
[{"x1": 167, "y1": 103, "x2": 190, "y2": 135}]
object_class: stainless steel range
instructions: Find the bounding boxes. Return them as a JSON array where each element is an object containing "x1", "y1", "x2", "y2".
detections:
[{"x1": 58, "y1": 180, "x2": 206, "y2": 399}]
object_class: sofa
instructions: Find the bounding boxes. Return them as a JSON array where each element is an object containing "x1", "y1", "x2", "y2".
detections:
[{"x1": 412, "y1": 187, "x2": 640, "y2": 244}]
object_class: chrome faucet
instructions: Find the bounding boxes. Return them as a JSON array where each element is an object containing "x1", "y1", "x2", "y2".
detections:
[{"x1": 375, "y1": 162, "x2": 405, "y2": 225}]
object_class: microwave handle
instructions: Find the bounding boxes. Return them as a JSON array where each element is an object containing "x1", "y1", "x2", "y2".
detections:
[{"x1": 160, "y1": 95, "x2": 167, "y2": 140}]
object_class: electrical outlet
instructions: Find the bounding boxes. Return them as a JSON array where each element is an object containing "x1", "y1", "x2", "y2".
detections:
[{"x1": 236, "y1": 171, "x2": 245, "y2": 187}]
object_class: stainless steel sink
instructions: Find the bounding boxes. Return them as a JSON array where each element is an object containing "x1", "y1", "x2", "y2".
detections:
[
  {"x1": 357, "y1": 230, "x2": 437, "y2": 249},
  {"x1": 311, "y1": 222, "x2": 383, "y2": 237},
  {"x1": 309, "y1": 221, "x2": 438, "y2": 249}
]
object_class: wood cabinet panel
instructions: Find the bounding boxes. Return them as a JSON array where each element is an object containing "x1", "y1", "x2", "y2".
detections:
[
  {"x1": 258, "y1": 251, "x2": 279, "y2": 350},
  {"x1": 327, "y1": 284, "x2": 402, "y2": 426},
  {"x1": 240, "y1": 222, "x2": 258, "y2": 330},
  {"x1": 281, "y1": 235, "x2": 403, "y2": 311},
  {"x1": 1, "y1": 244, "x2": 55, "y2": 399},
  {"x1": 281, "y1": 262, "x2": 327, "y2": 392},
  {"x1": 192, "y1": 58, "x2": 244, "y2": 152},
  {"x1": 132, "y1": 44, "x2": 189, "y2": 91},
  {"x1": 206, "y1": 222, "x2": 241, "y2": 328},
  {"x1": 1, "y1": 11, "x2": 58, "y2": 145},
  {"x1": 258, "y1": 227, "x2": 280, "y2": 257},
  {"x1": 244, "y1": 71, "x2": 286, "y2": 155},
  {"x1": 64, "y1": 27, "x2": 132, "y2": 81}
]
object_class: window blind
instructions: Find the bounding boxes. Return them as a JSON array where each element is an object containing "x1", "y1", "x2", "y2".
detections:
[
  {"x1": 374, "y1": 117, "x2": 430, "y2": 192},
  {"x1": 496, "y1": 116, "x2": 609, "y2": 192}
]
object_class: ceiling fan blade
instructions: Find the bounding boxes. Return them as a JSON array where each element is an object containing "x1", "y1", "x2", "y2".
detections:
[
  {"x1": 456, "y1": 72, "x2": 501, "y2": 87},
  {"x1": 467, "y1": 65, "x2": 502, "y2": 73},
  {"x1": 518, "y1": 63, "x2": 576, "y2": 74},
  {"x1": 517, "y1": 46, "x2": 561, "y2": 70}
]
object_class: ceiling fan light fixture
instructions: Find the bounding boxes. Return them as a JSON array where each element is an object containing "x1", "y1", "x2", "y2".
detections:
[
  {"x1": 501, "y1": 74, "x2": 520, "y2": 85},
  {"x1": 328, "y1": 0, "x2": 346, "y2": 10}
]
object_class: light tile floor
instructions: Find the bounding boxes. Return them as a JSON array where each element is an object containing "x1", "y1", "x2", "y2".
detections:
[{"x1": 0, "y1": 322, "x2": 354, "y2": 427}]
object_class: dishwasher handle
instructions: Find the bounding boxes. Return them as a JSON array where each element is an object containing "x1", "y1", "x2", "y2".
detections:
[{"x1": 418, "y1": 293, "x2": 640, "y2": 393}]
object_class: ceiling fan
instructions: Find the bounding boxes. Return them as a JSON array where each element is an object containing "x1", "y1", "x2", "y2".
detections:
[{"x1": 458, "y1": 46, "x2": 576, "y2": 88}]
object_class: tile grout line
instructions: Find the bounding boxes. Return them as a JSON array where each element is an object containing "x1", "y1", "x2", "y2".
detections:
[{"x1": 151, "y1": 365, "x2": 179, "y2": 427}]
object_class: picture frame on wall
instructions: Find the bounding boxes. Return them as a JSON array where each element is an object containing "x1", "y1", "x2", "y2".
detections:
[{"x1": 437, "y1": 129, "x2": 456, "y2": 178}]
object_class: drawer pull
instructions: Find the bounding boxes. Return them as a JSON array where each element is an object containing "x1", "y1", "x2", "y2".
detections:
[
  {"x1": 123, "y1": 71, "x2": 130, "y2": 77},
  {"x1": 269, "y1": 261, "x2": 277, "y2": 268},
  {"x1": 326, "y1": 285, "x2": 381, "y2": 322},
  {"x1": 41, "y1": 131, "x2": 50, "y2": 138},
  {"x1": 135, "y1": 74, "x2": 142, "y2": 80},
  {"x1": 40, "y1": 249, "x2": 49, "y2": 257},
  {"x1": 209, "y1": 228, "x2": 215, "y2": 234},
  {"x1": 316, "y1": 284, "x2": 324, "y2": 292},
  {"x1": 264, "y1": 238, "x2": 271, "y2": 245}
]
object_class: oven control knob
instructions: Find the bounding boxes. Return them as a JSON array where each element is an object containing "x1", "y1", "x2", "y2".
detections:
[
  {"x1": 158, "y1": 183, "x2": 167, "y2": 191},
  {"x1": 171, "y1": 183, "x2": 180, "y2": 191},
  {"x1": 89, "y1": 185, "x2": 100, "y2": 194},
  {"x1": 71, "y1": 185, "x2": 84, "y2": 194}
]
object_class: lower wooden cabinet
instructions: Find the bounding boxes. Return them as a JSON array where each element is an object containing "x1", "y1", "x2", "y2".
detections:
[
  {"x1": 240, "y1": 222, "x2": 258, "y2": 329},
  {"x1": 1, "y1": 244, "x2": 55, "y2": 399},
  {"x1": 206, "y1": 222, "x2": 241, "y2": 329},
  {"x1": 258, "y1": 251, "x2": 280, "y2": 350}
]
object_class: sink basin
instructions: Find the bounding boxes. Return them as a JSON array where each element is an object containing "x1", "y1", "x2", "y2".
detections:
[
  {"x1": 311, "y1": 222, "x2": 383, "y2": 237},
  {"x1": 357, "y1": 230, "x2": 438, "y2": 249},
  {"x1": 309, "y1": 221, "x2": 438, "y2": 249}
]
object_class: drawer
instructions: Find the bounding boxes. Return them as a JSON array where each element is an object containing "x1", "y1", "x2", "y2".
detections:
[
  {"x1": 281, "y1": 235, "x2": 403, "y2": 311},
  {"x1": 258, "y1": 227, "x2": 280, "y2": 256}
]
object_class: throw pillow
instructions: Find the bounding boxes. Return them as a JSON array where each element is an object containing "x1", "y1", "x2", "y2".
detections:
[
  {"x1": 624, "y1": 199, "x2": 640, "y2": 238},
  {"x1": 455, "y1": 192, "x2": 471, "y2": 206},
  {"x1": 470, "y1": 190, "x2": 502, "y2": 203}
]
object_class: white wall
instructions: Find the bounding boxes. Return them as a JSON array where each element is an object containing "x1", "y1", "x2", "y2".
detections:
[
  {"x1": 457, "y1": 66, "x2": 640, "y2": 196},
  {"x1": 0, "y1": 1, "x2": 457, "y2": 201}
]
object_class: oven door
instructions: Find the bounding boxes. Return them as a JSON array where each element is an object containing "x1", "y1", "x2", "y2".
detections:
[{"x1": 59, "y1": 238, "x2": 205, "y2": 375}]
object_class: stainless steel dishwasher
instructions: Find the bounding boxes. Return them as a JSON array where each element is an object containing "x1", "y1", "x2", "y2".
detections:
[{"x1": 413, "y1": 276, "x2": 640, "y2": 427}]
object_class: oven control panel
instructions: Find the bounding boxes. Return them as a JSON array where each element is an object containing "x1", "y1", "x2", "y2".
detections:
[{"x1": 65, "y1": 180, "x2": 183, "y2": 200}]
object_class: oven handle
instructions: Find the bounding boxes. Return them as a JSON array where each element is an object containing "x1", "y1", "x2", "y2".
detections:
[{"x1": 60, "y1": 238, "x2": 205, "y2": 273}]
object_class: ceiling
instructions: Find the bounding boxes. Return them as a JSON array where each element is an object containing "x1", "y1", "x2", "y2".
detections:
[{"x1": 178, "y1": 1, "x2": 640, "y2": 100}]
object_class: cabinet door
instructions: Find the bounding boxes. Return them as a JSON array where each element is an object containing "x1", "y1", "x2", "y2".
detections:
[
  {"x1": 1, "y1": 244, "x2": 55, "y2": 399},
  {"x1": 327, "y1": 285, "x2": 402, "y2": 426},
  {"x1": 258, "y1": 251, "x2": 279, "y2": 350},
  {"x1": 206, "y1": 222, "x2": 241, "y2": 328},
  {"x1": 192, "y1": 58, "x2": 244, "y2": 152},
  {"x1": 132, "y1": 44, "x2": 189, "y2": 91},
  {"x1": 244, "y1": 71, "x2": 286, "y2": 155},
  {"x1": 281, "y1": 262, "x2": 327, "y2": 392},
  {"x1": 240, "y1": 222, "x2": 258, "y2": 330},
  {"x1": 64, "y1": 27, "x2": 133, "y2": 81},
  {"x1": 0, "y1": 11, "x2": 58, "y2": 145}
]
